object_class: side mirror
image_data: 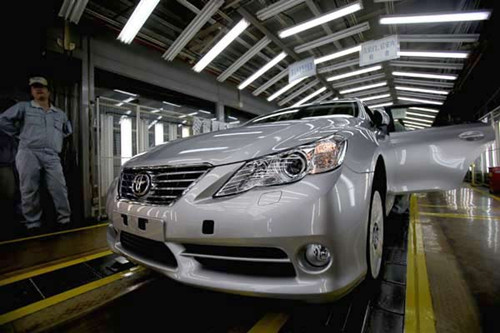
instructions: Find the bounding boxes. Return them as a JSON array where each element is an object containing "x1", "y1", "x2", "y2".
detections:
[{"x1": 372, "y1": 109, "x2": 390, "y2": 127}]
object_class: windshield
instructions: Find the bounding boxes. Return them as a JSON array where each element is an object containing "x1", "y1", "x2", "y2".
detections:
[{"x1": 249, "y1": 102, "x2": 359, "y2": 124}]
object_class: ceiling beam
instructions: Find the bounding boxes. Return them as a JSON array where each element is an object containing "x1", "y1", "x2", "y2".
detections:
[
  {"x1": 238, "y1": 7, "x2": 339, "y2": 99},
  {"x1": 278, "y1": 79, "x2": 320, "y2": 106},
  {"x1": 256, "y1": 0, "x2": 306, "y2": 21},
  {"x1": 163, "y1": 0, "x2": 224, "y2": 61},
  {"x1": 217, "y1": 37, "x2": 271, "y2": 82},
  {"x1": 295, "y1": 22, "x2": 370, "y2": 54}
]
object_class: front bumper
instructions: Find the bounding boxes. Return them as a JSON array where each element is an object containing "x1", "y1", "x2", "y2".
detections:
[{"x1": 106, "y1": 164, "x2": 372, "y2": 301}]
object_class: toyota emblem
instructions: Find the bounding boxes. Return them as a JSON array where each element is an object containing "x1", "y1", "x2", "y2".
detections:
[{"x1": 131, "y1": 173, "x2": 151, "y2": 197}]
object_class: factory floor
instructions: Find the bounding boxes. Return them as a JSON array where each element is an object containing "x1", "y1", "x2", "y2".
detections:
[{"x1": 0, "y1": 185, "x2": 499, "y2": 332}]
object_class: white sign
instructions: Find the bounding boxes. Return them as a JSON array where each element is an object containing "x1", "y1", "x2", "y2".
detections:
[
  {"x1": 360, "y1": 35, "x2": 400, "y2": 67},
  {"x1": 288, "y1": 57, "x2": 316, "y2": 83},
  {"x1": 391, "y1": 108, "x2": 407, "y2": 119}
]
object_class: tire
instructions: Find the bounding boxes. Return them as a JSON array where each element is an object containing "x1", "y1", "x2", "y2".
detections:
[{"x1": 366, "y1": 187, "x2": 385, "y2": 280}]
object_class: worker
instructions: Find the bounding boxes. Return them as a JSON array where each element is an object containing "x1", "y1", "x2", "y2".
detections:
[{"x1": 0, "y1": 77, "x2": 72, "y2": 233}]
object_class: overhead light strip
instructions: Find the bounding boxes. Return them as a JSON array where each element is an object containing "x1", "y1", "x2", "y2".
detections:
[
  {"x1": 398, "y1": 96, "x2": 444, "y2": 105},
  {"x1": 398, "y1": 50, "x2": 468, "y2": 59},
  {"x1": 395, "y1": 86, "x2": 449, "y2": 95},
  {"x1": 380, "y1": 11, "x2": 491, "y2": 25},
  {"x1": 257, "y1": 0, "x2": 306, "y2": 21},
  {"x1": 409, "y1": 107, "x2": 440, "y2": 113},
  {"x1": 295, "y1": 22, "x2": 370, "y2": 53},
  {"x1": 340, "y1": 81, "x2": 387, "y2": 94},
  {"x1": 315, "y1": 45, "x2": 361, "y2": 65},
  {"x1": 327, "y1": 65, "x2": 382, "y2": 82},
  {"x1": 405, "y1": 120, "x2": 431, "y2": 127},
  {"x1": 238, "y1": 52, "x2": 288, "y2": 90},
  {"x1": 193, "y1": 19, "x2": 250, "y2": 72},
  {"x1": 369, "y1": 102, "x2": 393, "y2": 108},
  {"x1": 312, "y1": 92, "x2": 334, "y2": 104},
  {"x1": 360, "y1": 94, "x2": 391, "y2": 102},
  {"x1": 279, "y1": 2, "x2": 362, "y2": 38},
  {"x1": 390, "y1": 60, "x2": 464, "y2": 70},
  {"x1": 118, "y1": 0, "x2": 161, "y2": 44},
  {"x1": 293, "y1": 87, "x2": 328, "y2": 107},
  {"x1": 393, "y1": 71, "x2": 457, "y2": 80},
  {"x1": 397, "y1": 34, "x2": 480, "y2": 43},
  {"x1": 406, "y1": 111, "x2": 436, "y2": 119},
  {"x1": 114, "y1": 89, "x2": 138, "y2": 97},
  {"x1": 267, "y1": 77, "x2": 306, "y2": 102},
  {"x1": 218, "y1": 36, "x2": 271, "y2": 82},
  {"x1": 405, "y1": 117, "x2": 433, "y2": 124},
  {"x1": 162, "y1": 0, "x2": 224, "y2": 61},
  {"x1": 163, "y1": 101, "x2": 181, "y2": 107}
]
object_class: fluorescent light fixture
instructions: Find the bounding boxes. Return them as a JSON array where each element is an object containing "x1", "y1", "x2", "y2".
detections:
[
  {"x1": 238, "y1": 52, "x2": 287, "y2": 90},
  {"x1": 398, "y1": 50, "x2": 468, "y2": 59},
  {"x1": 228, "y1": 116, "x2": 238, "y2": 120},
  {"x1": 406, "y1": 124, "x2": 425, "y2": 129},
  {"x1": 182, "y1": 120, "x2": 187, "y2": 124},
  {"x1": 406, "y1": 116, "x2": 433, "y2": 124},
  {"x1": 114, "y1": 89, "x2": 138, "y2": 97},
  {"x1": 409, "y1": 107, "x2": 439, "y2": 113},
  {"x1": 193, "y1": 19, "x2": 250, "y2": 72},
  {"x1": 157, "y1": 116, "x2": 163, "y2": 120},
  {"x1": 380, "y1": 11, "x2": 491, "y2": 25},
  {"x1": 179, "y1": 115, "x2": 187, "y2": 118},
  {"x1": 340, "y1": 81, "x2": 387, "y2": 94},
  {"x1": 295, "y1": 22, "x2": 370, "y2": 54},
  {"x1": 392, "y1": 71, "x2": 457, "y2": 80},
  {"x1": 150, "y1": 108, "x2": 162, "y2": 113},
  {"x1": 406, "y1": 111, "x2": 436, "y2": 118},
  {"x1": 198, "y1": 110, "x2": 212, "y2": 114},
  {"x1": 327, "y1": 65, "x2": 382, "y2": 82},
  {"x1": 369, "y1": 102, "x2": 393, "y2": 108},
  {"x1": 395, "y1": 86, "x2": 449, "y2": 95},
  {"x1": 293, "y1": 87, "x2": 327, "y2": 106},
  {"x1": 230, "y1": 121, "x2": 241, "y2": 124},
  {"x1": 398, "y1": 97, "x2": 444, "y2": 105},
  {"x1": 360, "y1": 94, "x2": 391, "y2": 102},
  {"x1": 115, "y1": 97, "x2": 136, "y2": 107},
  {"x1": 120, "y1": 117, "x2": 132, "y2": 164},
  {"x1": 188, "y1": 112, "x2": 198, "y2": 116},
  {"x1": 279, "y1": 2, "x2": 362, "y2": 38},
  {"x1": 315, "y1": 45, "x2": 361, "y2": 65},
  {"x1": 154, "y1": 122, "x2": 164, "y2": 145},
  {"x1": 211, "y1": 117, "x2": 217, "y2": 120},
  {"x1": 267, "y1": 77, "x2": 306, "y2": 102},
  {"x1": 405, "y1": 120, "x2": 430, "y2": 127},
  {"x1": 163, "y1": 101, "x2": 181, "y2": 107},
  {"x1": 117, "y1": 0, "x2": 160, "y2": 44}
]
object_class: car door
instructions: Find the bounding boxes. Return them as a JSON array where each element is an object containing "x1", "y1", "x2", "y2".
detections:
[{"x1": 382, "y1": 122, "x2": 494, "y2": 194}]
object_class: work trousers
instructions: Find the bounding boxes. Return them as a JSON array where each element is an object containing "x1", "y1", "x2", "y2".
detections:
[{"x1": 16, "y1": 149, "x2": 71, "y2": 228}]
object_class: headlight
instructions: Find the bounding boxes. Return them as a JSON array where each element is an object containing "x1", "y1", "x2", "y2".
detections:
[{"x1": 215, "y1": 135, "x2": 347, "y2": 197}]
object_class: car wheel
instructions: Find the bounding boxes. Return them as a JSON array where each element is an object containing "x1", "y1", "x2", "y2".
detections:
[{"x1": 367, "y1": 188, "x2": 385, "y2": 280}]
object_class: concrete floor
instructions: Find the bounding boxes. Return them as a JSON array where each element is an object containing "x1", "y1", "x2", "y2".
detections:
[{"x1": 416, "y1": 186, "x2": 500, "y2": 333}]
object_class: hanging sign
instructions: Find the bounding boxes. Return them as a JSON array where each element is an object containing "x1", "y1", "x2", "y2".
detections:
[
  {"x1": 288, "y1": 57, "x2": 316, "y2": 83},
  {"x1": 360, "y1": 35, "x2": 400, "y2": 66}
]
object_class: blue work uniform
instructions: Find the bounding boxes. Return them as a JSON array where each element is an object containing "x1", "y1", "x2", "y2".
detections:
[{"x1": 0, "y1": 101, "x2": 72, "y2": 228}]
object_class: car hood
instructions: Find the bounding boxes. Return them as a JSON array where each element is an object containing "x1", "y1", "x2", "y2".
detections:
[{"x1": 125, "y1": 116, "x2": 361, "y2": 168}]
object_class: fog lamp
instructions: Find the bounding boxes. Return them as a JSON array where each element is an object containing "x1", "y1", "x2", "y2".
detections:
[{"x1": 304, "y1": 244, "x2": 331, "y2": 267}]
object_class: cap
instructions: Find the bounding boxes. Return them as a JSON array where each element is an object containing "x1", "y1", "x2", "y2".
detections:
[{"x1": 29, "y1": 77, "x2": 48, "y2": 87}]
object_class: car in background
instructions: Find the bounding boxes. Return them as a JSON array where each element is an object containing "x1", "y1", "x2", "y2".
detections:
[{"x1": 106, "y1": 99, "x2": 493, "y2": 301}]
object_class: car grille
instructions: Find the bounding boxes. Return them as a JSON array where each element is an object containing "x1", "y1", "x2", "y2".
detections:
[
  {"x1": 182, "y1": 244, "x2": 296, "y2": 278},
  {"x1": 120, "y1": 232, "x2": 178, "y2": 268},
  {"x1": 119, "y1": 165, "x2": 210, "y2": 205}
]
